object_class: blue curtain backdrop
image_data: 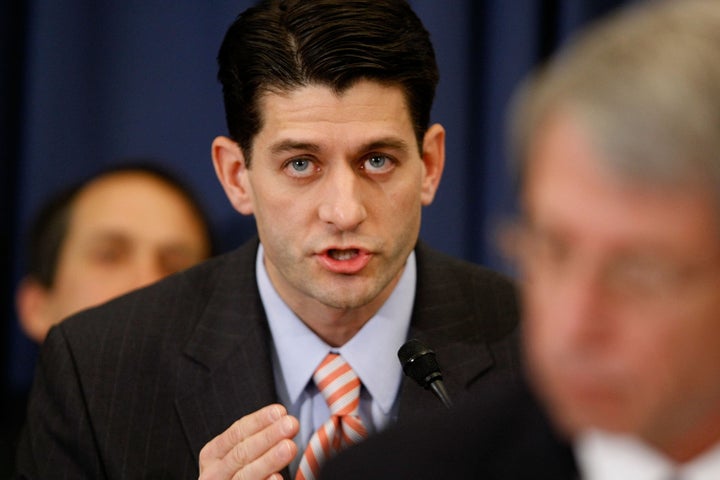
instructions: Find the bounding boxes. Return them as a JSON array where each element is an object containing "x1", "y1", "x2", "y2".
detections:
[{"x1": 1, "y1": 0, "x2": 631, "y2": 471}]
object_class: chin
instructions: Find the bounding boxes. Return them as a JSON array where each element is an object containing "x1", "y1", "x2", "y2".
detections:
[
  {"x1": 313, "y1": 288, "x2": 376, "y2": 311},
  {"x1": 543, "y1": 388, "x2": 638, "y2": 437}
]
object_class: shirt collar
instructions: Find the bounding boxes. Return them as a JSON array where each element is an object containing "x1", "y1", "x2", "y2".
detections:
[
  {"x1": 256, "y1": 243, "x2": 415, "y2": 415},
  {"x1": 576, "y1": 430, "x2": 675, "y2": 480},
  {"x1": 679, "y1": 440, "x2": 720, "y2": 480},
  {"x1": 576, "y1": 429, "x2": 720, "y2": 480}
]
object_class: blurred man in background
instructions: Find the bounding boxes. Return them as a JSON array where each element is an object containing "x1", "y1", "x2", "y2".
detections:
[
  {"x1": 515, "y1": 0, "x2": 720, "y2": 475},
  {"x1": 16, "y1": 163, "x2": 214, "y2": 342}
]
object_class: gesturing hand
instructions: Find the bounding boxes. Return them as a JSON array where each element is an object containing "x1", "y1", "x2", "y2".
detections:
[{"x1": 198, "y1": 404, "x2": 299, "y2": 480}]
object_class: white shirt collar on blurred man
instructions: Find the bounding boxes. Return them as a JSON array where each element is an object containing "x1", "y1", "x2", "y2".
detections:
[{"x1": 576, "y1": 429, "x2": 720, "y2": 480}]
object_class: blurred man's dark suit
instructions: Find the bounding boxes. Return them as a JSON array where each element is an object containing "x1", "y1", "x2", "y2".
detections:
[
  {"x1": 320, "y1": 380, "x2": 579, "y2": 480},
  {"x1": 14, "y1": 238, "x2": 521, "y2": 479}
]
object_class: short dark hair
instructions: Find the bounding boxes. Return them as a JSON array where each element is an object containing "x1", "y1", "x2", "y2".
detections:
[
  {"x1": 25, "y1": 162, "x2": 215, "y2": 288},
  {"x1": 217, "y1": 0, "x2": 439, "y2": 166}
]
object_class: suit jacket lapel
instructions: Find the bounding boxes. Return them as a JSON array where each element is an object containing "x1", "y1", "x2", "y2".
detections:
[{"x1": 175, "y1": 239, "x2": 279, "y2": 458}]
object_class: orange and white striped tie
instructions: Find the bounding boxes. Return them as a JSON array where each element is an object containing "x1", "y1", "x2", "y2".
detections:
[{"x1": 295, "y1": 353, "x2": 368, "y2": 480}]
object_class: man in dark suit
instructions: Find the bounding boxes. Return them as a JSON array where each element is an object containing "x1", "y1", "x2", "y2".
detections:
[
  {"x1": 321, "y1": 0, "x2": 720, "y2": 478},
  {"x1": 16, "y1": 163, "x2": 213, "y2": 345},
  {"x1": 14, "y1": 1, "x2": 520, "y2": 479}
]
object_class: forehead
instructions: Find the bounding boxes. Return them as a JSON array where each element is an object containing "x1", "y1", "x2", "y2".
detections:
[
  {"x1": 67, "y1": 172, "x2": 202, "y2": 237},
  {"x1": 255, "y1": 80, "x2": 414, "y2": 144},
  {"x1": 525, "y1": 113, "x2": 720, "y2": 250}
]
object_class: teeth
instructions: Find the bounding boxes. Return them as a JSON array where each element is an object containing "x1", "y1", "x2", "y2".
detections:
[{"x1": 329, "y1": 249, "x2": 359, "y2": 261}]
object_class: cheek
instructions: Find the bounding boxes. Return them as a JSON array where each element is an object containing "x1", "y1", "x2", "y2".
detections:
[
  {"x1": 391, "y1": 172, "x2": 423, "y2": 204},
  {"x1": 647, "y1": 307, "x2": 720, "y2": 394},
  {"x1": 252, "y1": 190, "x2": 303, "y2": 234},
  {"x1": 252, "y1": 184, "x2": 300, "y2": 224},
  {"x1": 48, "y1": 275, "x2": 110, "y2": 320},
  {"x1": 521, "y1": 286, "x2": 556, "y2": 355},
  {"x1": 521, "y1": 307, "x2": 562, "y2": 397},
  {"x1": 384, "y1": 182, "x2": 423, "y2": 223},
  {"x1": 598, "y1": 307, "x2": 719, "y2": 421},
  {"x1": 50, "y1": 263, "x2": 132, "y2": 319},
  {"x1": 617, "y1": 327, "x2": 673, "y2": 392}
]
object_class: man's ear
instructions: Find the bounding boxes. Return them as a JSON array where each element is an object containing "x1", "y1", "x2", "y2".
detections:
[
  {"x1": 420, "y1": 123, "x2": 446, "y2": 206},
  {"x1": 211, "y1": 136, "x2": 255, "y2": 215},
  {"x1": 15, "y1": 277, "x2": 54, "y2": 344}
]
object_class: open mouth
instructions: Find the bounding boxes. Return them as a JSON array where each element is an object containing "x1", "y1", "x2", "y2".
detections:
[
  {"x1": 327, "y1": 248, "x2": 360, "y2": 261},
  {"x1": 318, "y1": 247, "x2": 371, "y2": 274}
]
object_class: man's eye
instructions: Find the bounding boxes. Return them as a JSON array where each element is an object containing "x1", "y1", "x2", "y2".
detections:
[
  {"x1": 291, "y1": 159, "x2": 309, "y2": 171},
  {"x1": 90, "y1": 248, "x2": 124, "y2": 265},
  {"x1": 284, "y1": 158, "x2": 316, "y2": 177},
  {"x1": 363, "y1": 154, "x2": 394, "y2": 173},
  {"x1": 608, "y1": 258, "x2": 681, "y2": 296}
]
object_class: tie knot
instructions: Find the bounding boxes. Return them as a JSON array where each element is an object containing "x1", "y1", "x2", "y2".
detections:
[{"x1": 313, "y1": 353, "x2": 361, "y2": 416}]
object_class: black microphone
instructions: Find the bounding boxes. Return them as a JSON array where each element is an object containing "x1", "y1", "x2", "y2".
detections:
[{"x1": 397, "y1": 339, "x2": 453, "y2": 409}]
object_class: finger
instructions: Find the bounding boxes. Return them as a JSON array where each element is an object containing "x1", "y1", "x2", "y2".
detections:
[
  {"x1": 200, "y1": 404, "x2": 287, "y2": 463},
  {"x1": 199, "y1": 412, "x2": 299, "y2": 480},
  {"x1": 232, "y1": 439, "x2": 297, "y2": 480},
  {"x1": 225, "y1": 415, "x2": 299, "y2": 474}
]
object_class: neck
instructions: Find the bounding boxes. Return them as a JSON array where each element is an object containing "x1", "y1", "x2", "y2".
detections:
[
  {"x1": 650, "y1": 423, "x2": 720, "y2": 464},
  {"x1": 297, "y1": 273, "x2": 403, "y2": 347},
  {"x1": 302, "y1": 307, "x2": 374, "y2": 347}
]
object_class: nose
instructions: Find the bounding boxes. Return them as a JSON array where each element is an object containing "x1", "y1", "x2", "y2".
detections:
[
  {"x1": 132, "y1": 255, "x2": 166, "y2": 289},
  {"x1": 551, "y1": 268, "x2": 611, "y2": 349},
  {"x1": 317, "y1": 164, "x2": 367, "y2": 231}
]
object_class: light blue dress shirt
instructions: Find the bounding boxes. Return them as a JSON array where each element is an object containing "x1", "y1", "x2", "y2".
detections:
[{"x1": 255, "y1": 244, "x2": 416, "y2": 475}]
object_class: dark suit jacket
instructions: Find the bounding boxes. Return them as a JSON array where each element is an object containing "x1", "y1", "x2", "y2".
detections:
[
  {"x1": 320, "y1": 381, "x2": 579, "y2": 480},
  {"x1": 14, "y1": 238, "x2": 521, "y2": 479}
]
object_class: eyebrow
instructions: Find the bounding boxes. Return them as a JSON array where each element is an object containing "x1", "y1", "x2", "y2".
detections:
[
  {"x1": 361, "y1": 137, "x2": 411, "y2": 153},
  {"x1": 85, "y1": 231, "x2": 132, "y2": 245},
  {"x1": 269, "y1": 137, "x2": 411, "y2": 156},
  {"x1": 270, "y1": 140, "x2": 321, "y2": 156},
  {"x1": 84, "y1": 231, "x2": 204, "y2": 255}
]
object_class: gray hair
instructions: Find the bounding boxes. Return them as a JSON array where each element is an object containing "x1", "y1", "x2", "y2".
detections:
[{"x1": 509, "y1": 0, "x2": 720, "y2": 198}]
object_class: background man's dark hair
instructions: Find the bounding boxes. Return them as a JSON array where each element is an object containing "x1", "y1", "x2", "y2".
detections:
[
  {"x1": 217, "y1": 0, "x2": 439, "y2": 165},
  {"x1": 25, "y1": 161, "x2": 215, "y2": 288}
]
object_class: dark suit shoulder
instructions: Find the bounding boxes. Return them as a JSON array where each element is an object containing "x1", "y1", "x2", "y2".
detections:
[
  {"x1": 414, "y1": 242, "x2": 519, "y2": 342},
  {"x1": 17, "y1": 240, "x2": 264, "y2": 478},
  {"x1": 321, "y1": 383, "x2": 577, "y2": 479},
  {"x1": 57, "y1": 239, "x2": 258, "y2": 344},
  {"x1": 414, "y1": 242, "x2": 517, "y2": 304}
]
